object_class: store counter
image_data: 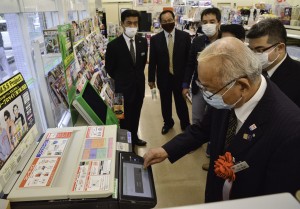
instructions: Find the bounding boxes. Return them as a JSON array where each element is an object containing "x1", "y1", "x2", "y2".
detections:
[{"x1": 160, "y1": 193, "x2": 300, "y2": 209}]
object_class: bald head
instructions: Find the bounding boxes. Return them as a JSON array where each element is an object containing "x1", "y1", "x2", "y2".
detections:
[{"x1": 198, "y1": 37, "x2": 261, "y2": 85}]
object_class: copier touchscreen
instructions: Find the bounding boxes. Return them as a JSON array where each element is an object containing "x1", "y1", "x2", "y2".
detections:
[{"x1": 119, "y1": 152, "x2": 156, "y2": 207}]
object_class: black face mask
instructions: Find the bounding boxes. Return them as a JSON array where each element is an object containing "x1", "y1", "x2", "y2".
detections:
[{"x1": 161, "y1": 22, "x2": 175, "y2": 33}]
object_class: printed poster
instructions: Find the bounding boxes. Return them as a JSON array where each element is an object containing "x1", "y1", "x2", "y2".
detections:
[
  {"x1": 19, "y1": 131, "x2": 72, "y2": 187},
  {"x1": 0, "y1": 73, "x2": 35, "y2": 169},
  {"x1": 19, "y1": 157, "x2": 61, "y2": 187},
  {"x1": 36, "y1": 138, "x2": 69, "y2": 157},
  {"x1": 72, "y1": 160, "x2": 111, "y2": 192}
]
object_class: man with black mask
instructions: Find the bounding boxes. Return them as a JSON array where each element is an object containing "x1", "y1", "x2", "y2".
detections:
[{"x1": 149, "y1": 10, "x2": 191, "y2": 135}]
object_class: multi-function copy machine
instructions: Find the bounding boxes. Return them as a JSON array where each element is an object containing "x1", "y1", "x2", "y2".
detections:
[
  {"x1": 5, "y1": 125, "x2": 156, "y2": 209},
  {"x1": 0, "y1": 74, "x2": 156, "y2": 209}
]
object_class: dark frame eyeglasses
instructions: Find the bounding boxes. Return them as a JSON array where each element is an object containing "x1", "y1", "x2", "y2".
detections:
[{"x1": 251, "y1": 42, "x2": 280, "y2": 54}]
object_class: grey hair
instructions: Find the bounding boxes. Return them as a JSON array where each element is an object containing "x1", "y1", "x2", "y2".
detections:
[{"x1": 197, "y1": 37, "x2": 262, "y2": 85}]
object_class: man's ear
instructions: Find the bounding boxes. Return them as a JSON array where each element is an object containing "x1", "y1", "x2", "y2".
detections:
[
  {"x1": 277, "y1": 42, "x2": 286, "y2": 53},
  {"x1": 236, "y1": 78, "x2": 250, "y2": 93}
]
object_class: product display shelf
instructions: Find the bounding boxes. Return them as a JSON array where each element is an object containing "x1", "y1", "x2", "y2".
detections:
[{"x1": 32, "y1": 41, "x2": 71, "y2": 128}]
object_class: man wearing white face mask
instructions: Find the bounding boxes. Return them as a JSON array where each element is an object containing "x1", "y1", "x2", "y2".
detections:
[
  {"x1": 106, "y1": 10, "x2": 148, "y2": 149},
  {"x1": 247, "y1": 18, "x2": 300, "y2": 107},
  {"x1": 143, "y1": 37, "x2": 300, "y2": 202},
  {"x1": 182, "y1": 8, "x2": 221, "y2": 126}
]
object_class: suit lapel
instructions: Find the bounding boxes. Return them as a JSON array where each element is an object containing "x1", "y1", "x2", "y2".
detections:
[
  {"x1": 270, "y1": 55, "x2": 290, "y2": 84},
  {"x1": 159, "y1": 31, "x2": 168, "y2": 55},
  {"x1": 227, "y1": 80, "x2": 274, "y2": 157},
  {"x1": 173, "y1": 29, "x2": 180, "y2": 59},
  {"x1": 135, "y1": 36, "x2": 142, "y2": 66},
  {"x1": 228, "y1": 113, "x2": 266, "y2": 157}
]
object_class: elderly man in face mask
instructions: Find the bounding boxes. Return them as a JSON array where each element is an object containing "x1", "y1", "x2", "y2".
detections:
[{"x1": 143, "y1": 37, "x2": 300, "y2": 203}]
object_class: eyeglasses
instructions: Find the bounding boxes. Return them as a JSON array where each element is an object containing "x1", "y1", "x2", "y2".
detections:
[
  {"x1": 250, "y1": 43, "x2": 280, "y2": 54},
  {"x1": 195, "y1": 77, "x2": 241, "y2": 100}
]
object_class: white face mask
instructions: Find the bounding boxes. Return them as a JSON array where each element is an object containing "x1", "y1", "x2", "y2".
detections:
[
  {"x1": 255, "y1": 46, "x2": 280, "y2": 69},
  {"x1": 124, "y1": 27, "x2": 138, "y2": 38},
  {"x1": 202, "y1": 81, "x2": 241, "y2": 109},
  {"x1": 202, "y1": 24, "x2": 217, "y2": 37}
]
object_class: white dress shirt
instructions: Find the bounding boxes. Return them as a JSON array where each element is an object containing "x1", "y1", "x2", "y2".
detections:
[{"x1": 123, "y1": 33, "x2": 136, "y2": 58}]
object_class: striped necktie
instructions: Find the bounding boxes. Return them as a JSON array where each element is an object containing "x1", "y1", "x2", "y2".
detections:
[{"x1": 224, "y1": 110, "x2": 237, "y2": 151}]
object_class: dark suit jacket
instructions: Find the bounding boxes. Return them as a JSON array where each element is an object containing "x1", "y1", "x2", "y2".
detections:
[
  {"x1": 105, "y1": 34, "x2": 148, "y2": 102},
  {"x1": 183, "y1": 35, "x2": 209, "y2": 94},
  {"x1": 162, "y1": 78, "x2": 300, "y2": 202},
  {"x1": 148, "y1": 29, "x2": 191, "y2": 90},
  {"x1": 270, "y1": 55, "x2": 300, "y2": 107}
]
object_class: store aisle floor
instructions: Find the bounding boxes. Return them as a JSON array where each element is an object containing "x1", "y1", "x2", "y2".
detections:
[{"x1": 135, "y1": 70, "x2": 209, "y2": 208}]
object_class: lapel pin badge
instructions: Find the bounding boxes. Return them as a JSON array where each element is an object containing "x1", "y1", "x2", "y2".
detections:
[
  {"x1": 243, "y1": 133, "x2": 254, "y2": 141},
  {"x1": 249, "y1": 124, "x2": 257, "y2": 131}
]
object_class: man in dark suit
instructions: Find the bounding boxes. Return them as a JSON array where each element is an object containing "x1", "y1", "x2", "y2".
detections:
[
  {"x1": 247, "y1": 18, "x2": 300, "y2": 107},
  {"x1": 143, "y1": 37, "x2": 300, "y2": 202},
  {"x1": 148, "y1": 10, "x2": 191, "y2": 135},
  {"x1": 105, "y1": 9, "x2": 148, "y2": 147}
]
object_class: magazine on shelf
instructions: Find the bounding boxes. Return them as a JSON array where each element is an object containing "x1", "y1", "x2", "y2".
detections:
[
  {"x1": 100, "y1": 83, "x2": 114, "y2": 109},
  {"x1": 73, "y1": 31, "x2": 109, "y2": 96},
  {"x1": 46, "y1": 64, "x2": 64, "y2": 107},
  {"x1": 43, "y1": 29, "x2": 60, "y2": 54},
  {"x1": 90, "y1": 71, "x2": 104, "y2": 93},
  {"x1": 50, "y1": 75, "x2": 69, "y2": 109}
]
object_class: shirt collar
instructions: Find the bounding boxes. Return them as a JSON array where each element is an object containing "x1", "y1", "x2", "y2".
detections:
[
  {"x1": 164, "y1": 29, "x2": 175, "y2": 39},
  {"x1": 266, "y1": 53, "x2": 287, "y2": 77},
  {"x1": 235, "y1": 75, "x2": 267, "y2": 125},
  {"x1": 123, "y1": 33, "x2": 135, "y2": 42}
]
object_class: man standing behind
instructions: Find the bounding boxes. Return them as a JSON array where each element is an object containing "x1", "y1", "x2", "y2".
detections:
[
  {"x1": 105, "y1": 9, "x2": 148, "y2": 148},
  {"x1": 247, "y1": 18, "x2": 300, "y2": 107},
  {"x1": 149, "y1": 10, "x2": 191, "y2": 135},
  {"x1": 182, "y1": 8, "x2": 221, "y2": 126}
]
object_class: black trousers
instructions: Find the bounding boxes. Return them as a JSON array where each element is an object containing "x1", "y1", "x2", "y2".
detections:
[
  {"x1": 159, "y1": 74, "x2": 190, "y2": 127},
  {"x1": 120, "y1": 88, "x2": 144, "y2": 144}
]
